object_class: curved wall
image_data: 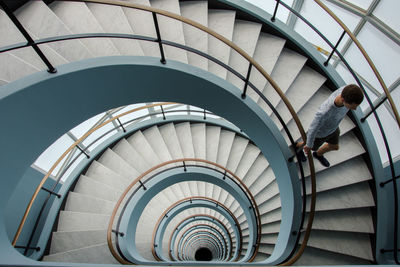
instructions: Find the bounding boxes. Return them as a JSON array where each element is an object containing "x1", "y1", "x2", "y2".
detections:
[{"x1": 0, "y1": 56, "x2": 301, "y2": 264}]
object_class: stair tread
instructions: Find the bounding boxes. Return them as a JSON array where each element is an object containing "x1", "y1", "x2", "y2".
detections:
[
  {"x1": 180, "y1": 0, "x2": 208, "y2": 70},
  {"x1": 273, "y1": 66, "x2": 327, "y2": 126},
  {"x1": 293, "y1": 246, "x2": 372, "y2": 265},
  {"x1": 226, "y1": 19, "x2": 262, "y2": 90},
  {"x1": 150, "y1": 0, "x2": 188, "y2": 63},
  {"x1": 16, "y1": 0, "x2": 92, "y2": 62},
  {"x1": 257, "y1": 48, "x2": 307, "y2": 114},
  {"x1": 143, "y1": 125, "x2": 174, "y2": 163},
  {"x1": 49, "y1": 1, "x2": 119, "y2": 57},
  {"x1": 127, "y1": 130, "x2": 162, "y2": 167},
  {"x1": 64, "y1": 192, "x2": 116, "y2": 215},
  {"x1": 302, "y1": 131, "x2": 365, "y2": 174},
  {"x1": 44, "y1": 242, "x2": 118, "y2": 264},
  {"x1": 50, "y1": 229, "x2": 107, "y2": 254},
  {"x1": 247, "y1": 32, "x2": 286, "y2": 103},
  {"x1": 122, "y1": 0, "x2": 159, "y2": 57},
  {"x1": 305, "y1": 229, "x2": 374, "y2": 260},
  {"x1": 0, "y1": 9, "x2": 68, "y2": 73},
  {"x1": 175, "y1": 122, "x2": 195, "y2": 158},
  {"x1": 86, "y1": 1, "x2": 144, "y2": 56},
  {"x1": 57, "y1": 211, "x2": 110, "y2": 232},
  {"x1": 74, "y1": 175, "x2": 123, "y2": 202},
  {"x1": 307, "y1": 207, "x2": 374, "y2": 233},
  {"x1": 207, "y1": 9, "x2": 236, "y2": 79},
  {"x1": 98, "y1": 148, "x2": 141, "y2": 179}
]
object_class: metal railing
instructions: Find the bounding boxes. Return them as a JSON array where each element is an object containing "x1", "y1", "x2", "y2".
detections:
[{"x1": 0, "y1": 0, "x2": 338, "y2": 263}]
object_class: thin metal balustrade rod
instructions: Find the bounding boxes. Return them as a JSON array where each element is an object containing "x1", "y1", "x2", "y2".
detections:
[
  {"x1": 152, "y1": 12, "x2": 166, "y2": 64},
  {"x1": 0, "y1": 0, "x2": 56, "y2": 73},
  {"x1": 324, "y1": 30, "x2": 346, "y2": 66}
]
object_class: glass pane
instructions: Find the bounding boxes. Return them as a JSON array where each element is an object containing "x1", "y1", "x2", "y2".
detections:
[
  {"x1": 391, "y1": 84, "x2": 400, "y2": 108},
  {"x1": 34, "y1": 133, "x2": 74, "y2": 176},
  {"x1": 82, "y1": 122, "x2": 117, "y2": 150},
  {"x1": 373, "y1": 1, "x2": 400, "y2": 34},
  {"x1": 61, "y1": 153, "x2": 87, "y2": 182},
  {"x1": 294, "y1": 0, "x2": 350, "y2": 52},
  {"x1": 113, "y1": 103, "x2": 149, "y2": 126},
  {"x1": 352, "y1": 22, "x2": 400, "y2": 91},
  {"x1": 70, "y1": 112, "x2": 106, "y2": 141},
  {"x1": 366, "y1": 104, "x2": 400, "y2": 163},
  {"x1": 346, "y1": 0, "x2": 373, "y2": 10},
  {"x1": 244, "y1": 0, "x2": 293, "y2": 23}
]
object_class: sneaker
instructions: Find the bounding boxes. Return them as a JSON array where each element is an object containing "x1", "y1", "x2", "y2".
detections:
[
  {"x1": 294, "y1": 142, "x2": 307, "y2": 162},
  {"x1": 313, "y1": 151, "x2": 330, "y2": 167},
  {"x1": 296, "y1": 150, "x2": 307, "y2": 162}
]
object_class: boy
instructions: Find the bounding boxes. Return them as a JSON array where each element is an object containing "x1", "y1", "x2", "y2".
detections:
[{"x1": 296, "y1": 84, "x2": 364, "y2": 167}]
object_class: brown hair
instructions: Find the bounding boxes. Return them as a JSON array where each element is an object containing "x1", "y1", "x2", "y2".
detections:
[{"x1": 341, "y1": 84, "x2": 364, "y2": 105}]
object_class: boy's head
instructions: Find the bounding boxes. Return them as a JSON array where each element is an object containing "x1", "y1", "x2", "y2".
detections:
[{"x1": 341, "y1": 84, "x2": 364, "y2": 110}]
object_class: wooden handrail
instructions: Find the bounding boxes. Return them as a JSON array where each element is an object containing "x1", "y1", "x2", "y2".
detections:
[
  {"x1": 314, "y1": 0, "x2": 400, "y2": 128},
  {"x1": 11, "y1": 102, "x2": 175, "y2": 247},
  {"x1": 106, "y1": 159, "x2": 261, "y2": 263}
]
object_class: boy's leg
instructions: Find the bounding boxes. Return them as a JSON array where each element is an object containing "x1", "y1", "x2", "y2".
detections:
[
  {"x1": 294, "y1": 141, "x2": 307, "y2": 162},
  {"x1": 316, "y1": 143, "x2": 339, "y2": 156},
  {"x1": 312, "y1": 129, "x2": 340, "y2": 167}
]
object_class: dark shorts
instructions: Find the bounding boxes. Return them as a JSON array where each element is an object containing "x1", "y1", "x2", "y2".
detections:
[{"x1": 312, "y1": 128, "x2": 340, "y2": 150}]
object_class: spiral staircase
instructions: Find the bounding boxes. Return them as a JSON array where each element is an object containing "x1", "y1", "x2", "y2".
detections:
[{"x1": 0, "y1": 0, "x2": 383, "y2": 266}]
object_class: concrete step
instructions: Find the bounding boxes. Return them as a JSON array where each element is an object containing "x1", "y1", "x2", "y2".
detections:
[
  {"x1": 15, "y1": 1, "x2": 92, "y2": 62},
  {"x1": 257, "y1": 48, "x2": 307, "y2": 115},
  {"x1": 57, "y1": 211, "x2": 110, "y2": 232},
  {"x1": 247, "y1": 33, "x2": 286, "y2": 103},
  {"x1": 126, "y1": 130, "x2": 162, "y2": 167},
  {"x1": 49, "y1": 229, "x2": 107, "y2": 254},
  {"x1": 143, "y1": 125, "x2": 173, "y2": 163},
  {"x1": 174, "y1": 122, "x2": 195, "y2": 158},
  {"x1": 49, "y1": 1, "x2": 119, "y2": 57},
  {"x1": 305, "y1": 229, "x2": 374, "y2": 261},
  {"x1": 293, "y1": 246, "x2": 372, "y2": 265},
  {"x1": 207, "y1": 9, "x2": 236, "y2": 79},
  {"x1": 226, "y1": 135, "x2": 249, "y2": 173},
  {"x1": 122, "y1": 0, "x2": 159, "y2": 57},
  {"x1": 86, "y1": 1, "x2": 144, "y2": 56},
  {"x1": 226, "y1": 20, "x2": 262, "y2": 90},
  {"x1": 98, "y1": 148, "x2": 140, "y2": 179},
  {"x1": 74, "y1": 175, "x2": 122, "y2": 202},
  {"x1": 64, "y1": 192, "x2": 116, "y2": 215},
  {"x1": 306, "y1": 181, "x2": 375, "y2": 212},
  {"x1": 272, "y1": 66, "x2": 327, "y2": 126},
  {"x1": 158, "y1": 123, "x2": 185, "y2": 160},
  {"x1": 235, "y1": 143, "x2": 260, "y2": 179},
  {"x1": 179, "y1": 1, "x2": 208, "y2": 70},
  {"x1": 0, "y1": 9, "x2": 68, "y2": 77},
  {"x1": 43, "y1": 242, "x2": 118, "y2": 264},
  {"x1": 150, "y1": 0, "x2": 188, "y2": 63},
  {"x1": 306, "y1": 208, "x2": 374, "y2": 233},
  {"x1": 302, "y1": 131, "x2": 365, "y2": 175},
  {"x1": 111, "y1": 138, "x2": 151, "y2": 173}
]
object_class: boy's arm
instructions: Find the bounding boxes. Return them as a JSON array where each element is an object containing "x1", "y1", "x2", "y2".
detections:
[{"x1": 305, "y1": 110, "x2": 326, "y2": 149}]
